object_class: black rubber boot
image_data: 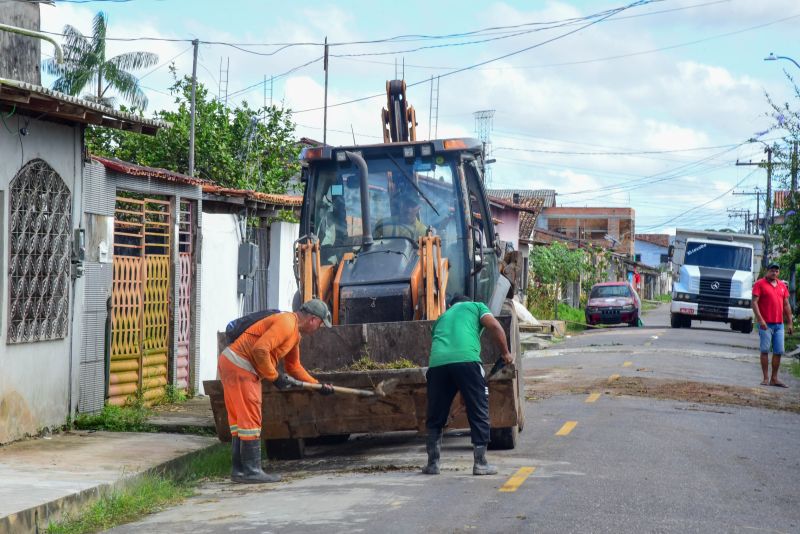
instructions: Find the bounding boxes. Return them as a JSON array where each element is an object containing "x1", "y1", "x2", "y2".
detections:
[
  {"x1": 236, "y1": 439, "x2": 281, "y2": 484},
  {"x1": 472, "y1": 445, "x2": 497, "y2": 476},
  {"x1": 230, "y1": 437, "x2": 244, "y2": 482},
  {"x1": 422, "y1": 429, "x2": 442, "y2": 475}
]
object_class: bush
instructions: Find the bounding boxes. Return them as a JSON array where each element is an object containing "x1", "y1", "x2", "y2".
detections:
[{"x1": 74, "y1": 404, "x2": 154, "y2": 433}]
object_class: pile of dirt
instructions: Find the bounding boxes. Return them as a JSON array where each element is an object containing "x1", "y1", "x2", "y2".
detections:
[{"x1": 525, "y1": 373, "x2": 800, "y2": 413}]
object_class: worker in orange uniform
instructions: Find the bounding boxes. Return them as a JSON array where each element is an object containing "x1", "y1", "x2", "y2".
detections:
[{"x1": 218, "y1": 299, "x2": 335, "y2": 484}]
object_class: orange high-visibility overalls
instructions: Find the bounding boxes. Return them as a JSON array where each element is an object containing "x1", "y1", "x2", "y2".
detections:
[{"x1": 217, "y1": 312, "x2": 318, "y2": 440}]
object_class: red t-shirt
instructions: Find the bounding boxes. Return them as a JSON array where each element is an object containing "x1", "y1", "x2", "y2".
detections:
[{"x1": 752, "y1": 278, "x2": 789, "y2": 323}]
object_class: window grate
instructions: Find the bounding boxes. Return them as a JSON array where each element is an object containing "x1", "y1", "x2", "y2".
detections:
[{"x1": 7, "y1": 159, "x2": 72, "y2": 344}]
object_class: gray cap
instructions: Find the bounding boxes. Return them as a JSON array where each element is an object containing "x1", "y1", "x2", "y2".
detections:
[
  {"x1": 767, "y1": 262, "x2": 780, "y2": 270},
  {"x1": 299, "y1": 298, "x2": 332, "y2": 327}
]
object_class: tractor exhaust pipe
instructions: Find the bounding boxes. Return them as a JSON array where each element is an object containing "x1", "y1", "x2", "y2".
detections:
[{"x1": 345, "y1": 151, "x2": 373, "y2": 249}]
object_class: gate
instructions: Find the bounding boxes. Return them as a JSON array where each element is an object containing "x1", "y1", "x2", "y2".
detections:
[
  {"x1": 175, "y1": 200, "x2": 194, "y2": 391},
  {"x1": 109, "y1": 195, "x2": 171, "y2": 405}
]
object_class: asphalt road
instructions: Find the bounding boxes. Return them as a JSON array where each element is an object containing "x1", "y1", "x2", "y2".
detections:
[{"x1": 111, "y1": 304, "x2": 800, "y2": 534}]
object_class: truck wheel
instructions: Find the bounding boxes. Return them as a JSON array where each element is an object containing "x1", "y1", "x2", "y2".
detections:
[
  {"x1": 264, "y1": 438, "x2": 305, "y2": 460},
  {"x1": 670, "y1": 313, "x2": 682, "y2": 328},
  {"x1": 739, "y1": 320, "x2": 753, "y2": 334},
  {"x1": 682, "y1": 315, "x2": 692, "y2": 328},
  {"x1": 488, "y1": 426, "x2": 518, "y2": 450}
]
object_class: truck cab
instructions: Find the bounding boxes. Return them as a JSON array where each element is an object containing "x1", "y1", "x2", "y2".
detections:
[{"x1": 670, "y1": 229, "x2": 763, "y2": 333}]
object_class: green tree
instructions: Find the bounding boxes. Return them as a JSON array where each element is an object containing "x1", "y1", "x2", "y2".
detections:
[
  {"x1": 764, "y1": 74, "x2": 800, "y2": 309},
  {"x1": 528, "y1": 241, "x2": 585, "y2": 318},
  {"x1": 86, "y1": 70, "x2": 300, "y2": 192},
  {"x1": 43, "y1": 11, "x2": 158, "y2": 109}
]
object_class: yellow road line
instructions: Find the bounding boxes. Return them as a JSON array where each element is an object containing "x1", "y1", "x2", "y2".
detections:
[
  {"x1": 499, "y1": 466, "x2": 536, "y2": 493},
  {"x1": 555, "y1": 421, "x2": 578, "y2": 436},
  {"x1": 585, "y1": 392, "x2": 601, "y2": 403},
  {"x1": 608, "y1": 374, "x2": 620, "y2": 383},
  {"x1": 622, "y1": 361, "x2": 632, "y2": 367}
]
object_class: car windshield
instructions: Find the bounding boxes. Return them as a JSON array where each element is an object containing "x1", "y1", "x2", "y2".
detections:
[
  {"x1": 684, "y1": 242, "x2": 752, "y2": 271},
  {"x1": 591, "y1": 285, "x2": 631, "y2": 298}
]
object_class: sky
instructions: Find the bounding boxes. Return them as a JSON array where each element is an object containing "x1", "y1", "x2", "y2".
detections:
[{"x1": 37, "y1": 0, "x2": 800, "y2": 235}]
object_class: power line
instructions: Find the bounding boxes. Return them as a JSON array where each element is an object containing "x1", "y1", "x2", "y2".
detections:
[
  {"x1": 637, "y1": 169, "x2": 758, "y2": 230},
  {"x1": 292, "y1": 0, "x2": 656, "y2": 114},
  {"x1": 494, "y1": 143, "x2": 740, "y2": 156}
]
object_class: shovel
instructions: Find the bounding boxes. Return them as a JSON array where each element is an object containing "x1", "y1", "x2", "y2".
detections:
[{"x1": 298, "y1": 378, "x2": 400, "y2": 398}]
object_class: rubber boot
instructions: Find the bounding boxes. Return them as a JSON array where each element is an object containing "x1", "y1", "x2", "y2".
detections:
[
  {"x1": 230, "y1": 436, "x2": 245, "y2": 482},
  {"x1": 236, "y1": 439, "x2": 281, "y2": 484},
  {"x1": 472, "y1": 445, "x2": 497, "y2": 476},
  {"x1": 422, "y1": 429, "x2": 442, "y2": 475}
]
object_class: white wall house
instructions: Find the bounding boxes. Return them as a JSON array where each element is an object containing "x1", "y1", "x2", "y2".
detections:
[
  {"x1": 0, "y1": 80, "x2": 162, "y2": 443},
  {"x1": 198, "y1": 187, "x2": 301, "y2": 394}
]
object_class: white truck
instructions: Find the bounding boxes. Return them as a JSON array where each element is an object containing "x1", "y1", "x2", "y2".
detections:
[{"x1": 670, "y1": 229, "x2": 764, "y2": 333}]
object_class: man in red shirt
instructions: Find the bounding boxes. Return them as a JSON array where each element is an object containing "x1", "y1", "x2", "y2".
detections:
[{"x1": 752, "y1": 263, "x2": 794, "y2": 387}]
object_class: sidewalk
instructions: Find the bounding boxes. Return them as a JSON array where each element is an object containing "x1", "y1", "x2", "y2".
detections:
[{"x1": 0, "y1": 430, "x2": 217, "y2": 534}]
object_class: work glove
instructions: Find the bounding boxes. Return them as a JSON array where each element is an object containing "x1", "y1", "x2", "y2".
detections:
[
  {"x1": 273, "y1": 373, "x2": 304, "y2": 390},
  {"x1": 318, "y1": 383, "x2": 335, "y2": 396}
]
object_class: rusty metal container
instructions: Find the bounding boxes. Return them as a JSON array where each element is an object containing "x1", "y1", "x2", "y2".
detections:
[{"x1": 204, "y1": 312, "x2": 524, "y2": 459}]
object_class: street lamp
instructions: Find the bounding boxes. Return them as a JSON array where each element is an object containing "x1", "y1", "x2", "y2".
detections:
[{"x1": 764, "y1": 52, "x2": 800, "y2": 70}]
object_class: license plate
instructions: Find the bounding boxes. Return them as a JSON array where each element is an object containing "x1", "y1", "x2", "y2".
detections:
[{"x1": 679, "y1": 307, "x2": 695, "y2": 315}]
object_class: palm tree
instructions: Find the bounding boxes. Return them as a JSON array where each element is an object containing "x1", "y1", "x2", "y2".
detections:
[{"x1": 44, "y1": 12, "x2": 158, "y2": 109}]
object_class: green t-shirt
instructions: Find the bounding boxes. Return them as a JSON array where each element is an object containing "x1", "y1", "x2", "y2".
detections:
[{"x1": 429, "y1": 301, "x2": 492, "y2": 367}]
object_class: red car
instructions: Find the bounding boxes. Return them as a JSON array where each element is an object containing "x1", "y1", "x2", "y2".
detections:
[{"x1": 585, "y1": 282, "x2": 641, "y2": 327}]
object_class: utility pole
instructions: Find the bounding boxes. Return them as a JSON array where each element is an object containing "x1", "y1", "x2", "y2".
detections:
[
  {"x1": 791, "y1": 141, "x2": 798, "y2": 311},
  {"x1": 727, "y1": 208, "x2": 751, "y2": 233},
  {"x1": 323, "y1": 37, "x2": 329, "y2": 146},
  {"x1": 734, "y1": 189, "x2": 762, "y2": 234},
  {"x1": 736, "y1": 145, "x2": 773, "y2": 267},
  {"x1": 473, "y1": 110, "x2": 495, "y2": 185},
  {"x1": 189, "y1": 39, "x2": 199, "y2": 177}
]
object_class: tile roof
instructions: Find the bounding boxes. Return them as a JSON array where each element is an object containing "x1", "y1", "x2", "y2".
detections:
[
  {"x1": 488, "y1": 189, "x2": 555, "y2": 240},
  {"x1": 91, "y1": 156, "x2": 209, "y2": 186},
  {"x1": 0, "y1": 78, "x2": 165, "y2": 135},
  {"x1": 202, "y1": 184, "x2": 303, "y2": 207},
  {"x1": 634, "y1": 233, "x2": 670, "y2": 248}
]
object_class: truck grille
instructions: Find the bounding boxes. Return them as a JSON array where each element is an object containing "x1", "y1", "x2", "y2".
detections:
[{"x1": 698, "y1": 277, "x2": 731, "y2": 306}]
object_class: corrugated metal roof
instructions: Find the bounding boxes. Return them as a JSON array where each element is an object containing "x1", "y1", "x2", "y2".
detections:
[
  {"x1": 0, "y1": 78, "x2": 165, "y2": 135},
  {"x1": 91, "y1": 155, "x2": 209, "y2": 186}
]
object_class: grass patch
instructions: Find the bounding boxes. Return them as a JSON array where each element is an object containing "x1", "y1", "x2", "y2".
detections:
[
  {"x1": 155, "y1": 385, "x2": 189, "y2": 405},
  {"x1": 73, "y1": 404, "x2": 155, "y2": 433},
  {"x1": 555, "y1": 303, "x2": 587, "y2": 332},
  {"x1": 47, "y1": 444, "x2": 231, "y2": 534},
  {"x1": 346, "y1": 355, "x2": 417, "y2": 371},
  {"x1": 642, "y1": 301, "x2": 658, "y2": 313},
  {"x1": 654, "y1": 293, "x2": 672, "y2": 303}
]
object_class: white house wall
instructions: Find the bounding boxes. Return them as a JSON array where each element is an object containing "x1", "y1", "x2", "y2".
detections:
[
  {"x1": 267, "y1": 221, "x2": 299, "y2": 312},
  {"x1": 0, "y1": 119, "x2": 82, "y2": 444},
  {"x1": 198, "y1": 213, "x2": 240, "y2": 394}
]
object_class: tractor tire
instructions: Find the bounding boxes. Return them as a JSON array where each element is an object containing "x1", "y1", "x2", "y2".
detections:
[
  {"x1": 264, "y1": 438, "x2": 305, "y2": 460},
  {"x1": 306, "y1": 434, "x2": 351, "y2": 446},
  {"x1": 488, "y1": 426, "x2": 518, "y2": 450}
]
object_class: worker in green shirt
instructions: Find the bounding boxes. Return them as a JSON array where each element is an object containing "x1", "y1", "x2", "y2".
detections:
[{"x1": 422, "y1": 295, "x2": 514, "y2": 476}]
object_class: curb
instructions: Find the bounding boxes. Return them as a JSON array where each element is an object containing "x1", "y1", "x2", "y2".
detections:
[{"x1": 0, "y1": 441, "x2": 224, "y2": 534}]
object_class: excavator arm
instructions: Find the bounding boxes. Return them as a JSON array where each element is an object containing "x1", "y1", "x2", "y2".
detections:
[{"x1": 382, "y1": 80, "x2": 417, "y2": 143}]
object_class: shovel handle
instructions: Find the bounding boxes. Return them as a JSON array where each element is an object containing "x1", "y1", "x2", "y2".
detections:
[{"x1": 300, "y1": 382, "x2": 375, "y2": 397}]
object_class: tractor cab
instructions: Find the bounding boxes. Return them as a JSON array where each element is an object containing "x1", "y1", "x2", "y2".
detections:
[{"x1": 297, "y1": 138, "x2": 504, "y2": 325}]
